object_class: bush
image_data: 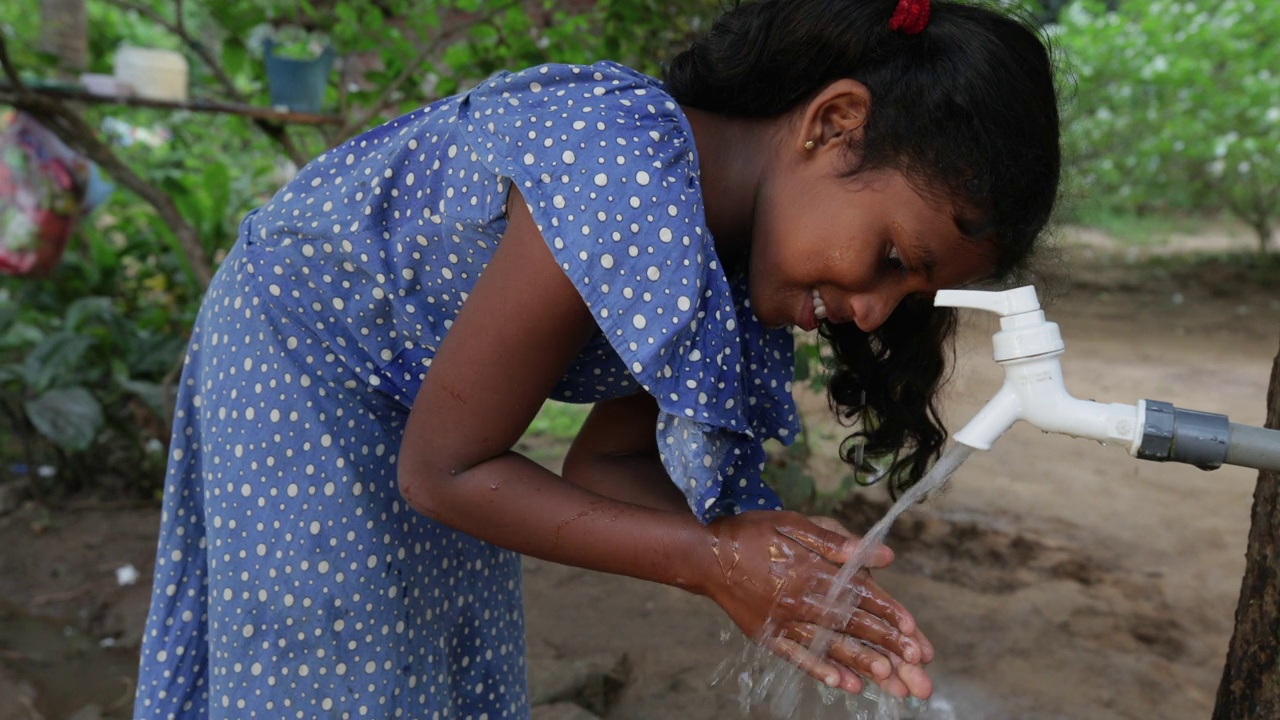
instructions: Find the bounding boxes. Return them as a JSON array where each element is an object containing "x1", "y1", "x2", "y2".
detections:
[
  {"x1": 0, "y1": 0, "x2": 723, "y2": 497},
  {"x1": 1058, "y1": 0, "x2": 1280, "y2": 250}
]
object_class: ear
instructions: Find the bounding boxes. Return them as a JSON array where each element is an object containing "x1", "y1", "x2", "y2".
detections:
[{"x1": 796, "y1": 79, "x2": 871, "y2": 153}]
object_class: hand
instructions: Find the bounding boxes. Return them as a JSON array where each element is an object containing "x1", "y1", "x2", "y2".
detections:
[
  {"x1": 798, "y1": 515, "x2": 935, "y2": 699},
  {"x1": 697, "y1": 511, "x2": 933, "y2": 698}
]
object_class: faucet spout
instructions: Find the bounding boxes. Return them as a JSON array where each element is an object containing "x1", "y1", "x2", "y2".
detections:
[
  {"x1": 953, "y1": 353, "x2": 1142, "y2": 453},
  {"x1": 953, "y1": 385, "x2": 1020, "y2": 450}
]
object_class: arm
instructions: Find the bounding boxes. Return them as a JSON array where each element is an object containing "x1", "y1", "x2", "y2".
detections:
[
  {"x1": 561, "y1": 392, "x2": 689, "y2": 513},
  {"x1": 397, "y1": 187, "x2": 931, "y2": 696},
  {"x1": 398, "y1": 188, "x2": 708, "y2": 590}
]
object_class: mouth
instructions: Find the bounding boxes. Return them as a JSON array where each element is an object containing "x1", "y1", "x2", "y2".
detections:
[
  {"x1": 796, "y1": 289, "x2": 827, "y2": 332},
  {"x1": 812, "y1": 289, "x2": 828, "y2": 321}
]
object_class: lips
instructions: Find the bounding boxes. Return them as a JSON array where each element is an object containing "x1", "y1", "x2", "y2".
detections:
[{"x1": 796, "y1": 289, "x2": 823, "y2": 332}]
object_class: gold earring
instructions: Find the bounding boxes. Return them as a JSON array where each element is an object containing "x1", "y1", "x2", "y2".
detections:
[{"x1": 804, "y1": 140, "x2": 816, "y2": 151}]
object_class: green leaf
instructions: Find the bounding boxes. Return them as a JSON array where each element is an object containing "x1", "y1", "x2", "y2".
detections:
[
  {"x1": 64, "y1": 297, "x2": 117, "y2": 332},
  {"x1": 23, "y1": 331, "x2": 94, "y2": 393},
  {"x1": 25, "y1": 386, "x2": 104, "y2": 452},
  {"x1": 117, "y1": 377, "x2": 168, "y2": 418}
]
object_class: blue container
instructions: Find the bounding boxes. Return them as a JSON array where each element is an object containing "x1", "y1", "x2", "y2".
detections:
[{"x1": 263, "y1": 41, "x2": 334, "y2": 114}]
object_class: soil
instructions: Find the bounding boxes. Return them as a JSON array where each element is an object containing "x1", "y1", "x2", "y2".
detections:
[{"x1": 1, "y1": 229, "x2": 1277, "y2": 720}]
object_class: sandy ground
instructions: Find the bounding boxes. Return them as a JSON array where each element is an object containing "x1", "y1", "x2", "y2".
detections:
[{"x1": 0, "y1": 230, "x2": 1277, "y2": 720}]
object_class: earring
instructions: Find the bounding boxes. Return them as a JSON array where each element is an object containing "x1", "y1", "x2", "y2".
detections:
[{"x1": 803, "y1": 140, "x2": 816, "y2": 151}]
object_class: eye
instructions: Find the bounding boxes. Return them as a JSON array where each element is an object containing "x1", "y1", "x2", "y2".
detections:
[{"x1": 884, "y1": 244, "x2": 909, "y2": 276}]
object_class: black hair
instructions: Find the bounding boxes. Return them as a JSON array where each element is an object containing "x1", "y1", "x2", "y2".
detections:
[{"x1": 664, "y1": 0, "x2": 1061, "y2": 495}]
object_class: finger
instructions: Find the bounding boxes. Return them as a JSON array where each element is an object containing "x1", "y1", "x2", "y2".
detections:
[
  {"x1": 826, "y1": 633, "x2": 893, "y2": 682},
  {"x1": 806, "y1": 517, "x2": 896, "y2": 569},
  {"x1": 851, "y1": 573, "x2": 919, "y2": 639},
  {"x1": 776, "y1": 625, "x2": 867, "y2": 695},
  {"x1": 914, "y1": 624, "x2": 935, "y2": 663},
  {"x1": 891, "y1": 653, "x2": 935, "y2": 700},
  {"x1": 778, "y1": 522, "x2": 894, "y2": 569},
  {"x1": 843, "y1": 608, "x2": 924, "y2": 664},
  {"x1": 764, "y1": 635, "x2": 847, "y2": 690}
]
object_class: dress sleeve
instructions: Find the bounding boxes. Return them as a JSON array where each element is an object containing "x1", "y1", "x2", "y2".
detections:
[{"x1": 457, "y1": 62, "x2": 801, "y2": 522}]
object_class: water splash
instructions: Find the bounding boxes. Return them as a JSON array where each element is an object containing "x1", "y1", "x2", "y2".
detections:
[{"x1": 712, "y1": 443, "x2": 977, "y2": 718}]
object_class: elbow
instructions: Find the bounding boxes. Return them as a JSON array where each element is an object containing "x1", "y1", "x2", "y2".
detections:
[{"x1": 396, "y1": 442, "x2": 452, "y2": 522}]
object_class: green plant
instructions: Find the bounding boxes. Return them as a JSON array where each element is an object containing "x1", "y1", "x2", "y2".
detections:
[
  {"x1": 1, "y1": 0, "x2": 725, "y2": 498},
  {"x1": 1059, "y1": 0, "x2": 1280, "y2": 252}
]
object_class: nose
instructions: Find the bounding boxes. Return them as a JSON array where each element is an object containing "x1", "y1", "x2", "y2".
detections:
[{"x1": 849, "y1": 291, "x2": 901, "y2": 333}]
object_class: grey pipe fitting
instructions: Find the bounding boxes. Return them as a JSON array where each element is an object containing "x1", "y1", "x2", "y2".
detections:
[{"x1": 1137, "y1": 400, "x2": 1231, "y2": 470}]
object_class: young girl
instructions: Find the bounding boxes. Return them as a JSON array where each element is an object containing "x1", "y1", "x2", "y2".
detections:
[{"x1": 134, "y1": 0, "x2": 1060, "y2": 716}]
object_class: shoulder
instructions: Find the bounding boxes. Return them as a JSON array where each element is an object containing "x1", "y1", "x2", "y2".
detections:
[
  {"x1": 466, "y1": 61, "x2": 673, "y2": 112},
  {"x1": 459, "y1": 62, "x2": 694, "y2": 170}
]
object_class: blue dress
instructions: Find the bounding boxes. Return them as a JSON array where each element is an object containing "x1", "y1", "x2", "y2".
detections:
[{"x1": 134, "y1": 61, "x2": 800, "y2": 719}]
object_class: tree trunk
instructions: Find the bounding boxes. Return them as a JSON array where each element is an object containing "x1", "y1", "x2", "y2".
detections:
[
  {"x1": 38, "y1": 0, "x2": 87, "y2": 74},
  {"x1": 1214, "y1": 337, "x2": 1280, "y2": 718}
]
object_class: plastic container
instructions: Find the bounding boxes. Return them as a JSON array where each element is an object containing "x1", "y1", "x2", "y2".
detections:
[
  {"x1": 113, "y1": 46, "x2": 188, "y2": 102},
  {"x1": 263, "y1": 41, "x2": 334, "y2": 113}
]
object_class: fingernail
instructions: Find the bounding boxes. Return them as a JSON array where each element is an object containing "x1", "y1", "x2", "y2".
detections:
[{"x1": 872, "y1": 659, "x2": 890, "y2": 678}]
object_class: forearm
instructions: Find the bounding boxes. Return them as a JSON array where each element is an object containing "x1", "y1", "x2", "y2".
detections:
[
  {"x1": 400, "y1": 450, "x2": 712, "y2": 593},
  {"x1": 561, "y1": 449, "x2": 690, "y2": 513}
]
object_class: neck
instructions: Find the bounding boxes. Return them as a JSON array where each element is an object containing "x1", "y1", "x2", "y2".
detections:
[{"x1": 681, "y1": 106, "x2": 775, "y2": 270}]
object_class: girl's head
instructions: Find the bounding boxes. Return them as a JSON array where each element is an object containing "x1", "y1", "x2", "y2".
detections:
[{"x1": 665, "y1": 0, "x2": 1061, "y2": 492}]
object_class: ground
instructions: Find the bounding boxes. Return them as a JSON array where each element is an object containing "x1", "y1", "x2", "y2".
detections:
[{"x1": 0, "y1": 228, "x2": 1277, "y2": 720}]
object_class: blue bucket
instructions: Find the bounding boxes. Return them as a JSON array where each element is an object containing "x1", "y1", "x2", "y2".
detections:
[{"x1": 263, "y1": 41, "x2": 334, "y2": 114}]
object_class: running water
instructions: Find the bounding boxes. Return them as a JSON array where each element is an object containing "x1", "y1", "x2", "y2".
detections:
[{"x1": 712, "y1": 442, "x2": 978, "y2": 719}]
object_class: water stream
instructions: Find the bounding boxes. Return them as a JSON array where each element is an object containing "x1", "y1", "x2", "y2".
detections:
[{"x1": 713, "y1": 442, "x2": 977, "y2": 719}]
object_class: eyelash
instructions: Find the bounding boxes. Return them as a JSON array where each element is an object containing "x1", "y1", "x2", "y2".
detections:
[{"x1": 884, "y1": 245, "x2": 908, "y2": 276}]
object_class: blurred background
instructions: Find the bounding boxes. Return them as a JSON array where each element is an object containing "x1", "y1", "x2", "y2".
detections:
[{"x1": 0, "y1": 1, "x2": 1276, "y2": 718}]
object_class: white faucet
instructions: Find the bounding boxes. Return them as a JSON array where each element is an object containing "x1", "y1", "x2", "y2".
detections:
[
  {"x1": 936, "y1": 285, "x2": 1280, "y2": 472},
  {"x1": 935, "y1": 286, "x2": 1144, "y2": 453}
]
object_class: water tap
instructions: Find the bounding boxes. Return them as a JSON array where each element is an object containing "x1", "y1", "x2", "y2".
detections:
[{"x1": 934, "y1": 286, "x2": 1280, "y2": 472}]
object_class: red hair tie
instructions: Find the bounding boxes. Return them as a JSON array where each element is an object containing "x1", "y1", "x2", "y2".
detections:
[{"x1": 889, "y1": 0, "x2": 930, "y2": 35}]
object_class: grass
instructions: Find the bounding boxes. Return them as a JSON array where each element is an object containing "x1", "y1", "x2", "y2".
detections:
[{"x1": 525, "y1": 400, "x2": 590, "y2": 440}]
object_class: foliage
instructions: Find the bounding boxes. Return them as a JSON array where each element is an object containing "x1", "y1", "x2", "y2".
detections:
[
  {"x1": 0, "y1": 229, "x2": 188, "y2": 495},
  {"x1": 0, "y1": 0, "x2": 722, "y2": 497},
  {"x1": 1057, "y1": 0, "x2": 1280, "y2": 251},
  {"x1": 526, "y1": 400, "x2": 590, "y2": 441}
]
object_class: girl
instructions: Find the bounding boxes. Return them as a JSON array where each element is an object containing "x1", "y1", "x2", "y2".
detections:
[{"x1": 135, "y1": 0, "x2": 1060, "y2": 716}]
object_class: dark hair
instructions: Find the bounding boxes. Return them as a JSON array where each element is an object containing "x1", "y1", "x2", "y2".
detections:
[{"x1": 664, "y1": 0, "x2": 1061, "y2": 495}]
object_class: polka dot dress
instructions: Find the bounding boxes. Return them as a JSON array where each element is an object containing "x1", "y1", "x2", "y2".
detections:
[{"x1": 134, "y1": 62, "x2": 800, "y2": 719}]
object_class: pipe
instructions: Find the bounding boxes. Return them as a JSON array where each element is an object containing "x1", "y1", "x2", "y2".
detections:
[{"x1": 1226, "y1": 423, "x2": 1280, "y2": 473}]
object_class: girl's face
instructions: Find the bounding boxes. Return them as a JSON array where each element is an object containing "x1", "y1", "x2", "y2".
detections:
[{"x1": 748, "y1": 166, "x2": 996, "y2": 333}]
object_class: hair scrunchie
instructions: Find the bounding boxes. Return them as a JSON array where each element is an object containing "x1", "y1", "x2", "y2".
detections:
[{"x1": 889, "y1": 0, "x2": 930, "y2": 34}]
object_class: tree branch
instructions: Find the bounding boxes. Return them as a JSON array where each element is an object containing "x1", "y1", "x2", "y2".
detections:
[
  {"x1": 0, "y1": 83, "x2": 341, "y2": 124},
  {"x1": 0, "y1": 27, "x2": 27, "y2": 91},
  {"x1": 101, "y1": 0, "x2": 309, "y2": 166},
  {"x1": 336, "y1": 0, "x2": 523, "y2": 139}
]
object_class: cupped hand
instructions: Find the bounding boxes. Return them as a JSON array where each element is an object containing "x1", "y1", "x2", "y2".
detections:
[{"x1": 698, "y1": 510, "x2": 933, "y2": 698}]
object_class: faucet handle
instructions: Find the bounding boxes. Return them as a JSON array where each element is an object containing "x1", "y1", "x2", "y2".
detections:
[{"x1": 934, "y1": 286, "x2": 1041, "y2": 317}]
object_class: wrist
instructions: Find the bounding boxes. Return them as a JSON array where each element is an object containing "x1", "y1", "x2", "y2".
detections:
[{"x1": 669, "y1": 519, "x2": 722, "y2": 598}]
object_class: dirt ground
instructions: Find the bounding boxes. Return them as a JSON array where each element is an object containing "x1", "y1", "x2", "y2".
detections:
[{"x1": 0, "y1": 229, "x2": 1277, "y2": 720}]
